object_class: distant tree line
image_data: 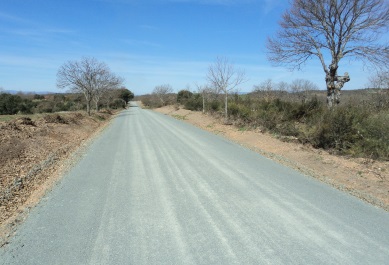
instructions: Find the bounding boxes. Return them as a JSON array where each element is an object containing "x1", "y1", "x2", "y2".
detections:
[{"x1": 0, "y1": 88, "x2": 134, "y2": 115}]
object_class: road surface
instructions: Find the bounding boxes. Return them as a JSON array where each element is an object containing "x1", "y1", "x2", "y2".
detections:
[{"x1": 1, "y1": 103, "x2": 389, "y2": 264}]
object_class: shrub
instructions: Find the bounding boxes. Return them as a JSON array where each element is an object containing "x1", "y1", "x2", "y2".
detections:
[
  {"x1": 110, "y1": 99, "x2": 126, "y2": 109},
  {"x1": 184, "y1": 94, "x2": 202, "y2": 111},
  {"x1": 177, "y1": 90, "x2": 193, "y2": 105},
  {"x1": 228, "y1": 102, "x2": 251, "y2": 121},
  {"x1": 310, "y1": 106, "x2": 365, "y2": 153},
  {"x1": 43, "y1": 114, "x2": 68, "y2": 124},
  {"x1": 34, "y1": 101, "x2": 55, "y2": 113},
  {"x1": 353, "y1": 112, "x2": 389, "y2": 160},
  {"x1": 2, "y1": 93, "x2": 36, "y2": 114},
  {"x1": 210, "y1": 100, "x2": 221, "y2": 112}
]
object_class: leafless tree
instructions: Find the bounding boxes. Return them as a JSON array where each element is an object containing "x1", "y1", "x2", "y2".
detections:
[
  {"x1": 267, "y1": 0, "x2": 389, "y2": 107},
  {"x1": 367, "y1": 71, "x2": 389, "y2": 108},
  {"x1": 290, "y1": 79, "x2": 319, "y2": 102},
  {"x1": 277, "y1": 81, "x2": 289, "y2": 93},
  {"x1": 57, "y1": 57, "x2": 123, "y2": 115},
  {"x1": 206, "y1": 57, "x2": 247, "y2": 122},
  {"x1": 195, "y1": 83, "x2": 212, "y2": 114},
  {"x1": 0, "y1": 87, "x2": 4, "y2": 94},
  {"x1": 92, "y1": 73, "x2": 123, "y2": 111},
  {"x1": 368, "y1": 71, "x2": 389, "y2": 89},
  {"x1": 253, "y1": 79, "x2": 275, "y2": 102},
  {"x1": 152, "y1": 84, "x2": 173, "y2": 106},
  {"x1": 100, "y1": 88, "x2": 118, "y2": 109}
]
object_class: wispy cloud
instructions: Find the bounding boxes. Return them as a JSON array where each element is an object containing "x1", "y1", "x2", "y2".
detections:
[
  {"x1": 124, "y1": 39, "x2": 162, "y2": 48},
  {"x1": 168, "y1": 0, "x2": 255, "y2": 5},
  {"x1": 139, "y1": 24, "x2": 159, "y2": 30},
  {"x1": 0, "y1": 11, "x2": 75, "y2": 38},
  {"x1": 0, "y1": 11, "x2": 32, "y2": 24}
]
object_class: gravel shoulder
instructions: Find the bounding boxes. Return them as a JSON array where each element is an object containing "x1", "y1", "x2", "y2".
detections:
[{"x1": 154, "y1": 105, "x2": 389, "y2": 211}]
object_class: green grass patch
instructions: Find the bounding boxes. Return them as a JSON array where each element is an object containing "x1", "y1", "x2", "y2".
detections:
[{"x1": 172, "y1": 114, "x2": 188, "y2": 120}]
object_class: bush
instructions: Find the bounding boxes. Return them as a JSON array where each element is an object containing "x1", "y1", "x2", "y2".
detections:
[
  {"x1": 110, "y1": 99, "x2": 126, "y2": 109},
  {"x1": 34, "y1": 101, "x2": 55, "y2": 113},
  {"x1": 43, "y1": 114, "x2": 68, "y2": 124},
  {"x1": 0, "y1": 93, "x2": 35, "y2": 114},
  {"x1": 353, "y1": 112, "x2": 389, "y2": 159},
  {"x1": 210, "y1": 100, "x2": 221, "y2": 112},
  {"x1": 184, "y1": 94, "x2": 202, "y2": 111},
  {"x1": 177, "y1": 90, "x2": 193, "y2": 105},
  {"x1": 289, "y1": 97, "x2": 323, "y2": 121},
  {"x1": 228, "y1": 102, "x2": 251, "y2": 121},
  {"x1": 310, "y1": 106, "x2": 365, "y2": 153}
]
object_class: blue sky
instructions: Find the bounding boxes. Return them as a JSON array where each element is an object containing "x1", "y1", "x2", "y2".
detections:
[{"x1": 0, "y1": 0, "x2": 382, "y2": 95}]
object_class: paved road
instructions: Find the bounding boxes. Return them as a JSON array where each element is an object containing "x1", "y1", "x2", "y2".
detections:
[{"x1": 1, "y1": 103, "x2": 389, "y2": 264}]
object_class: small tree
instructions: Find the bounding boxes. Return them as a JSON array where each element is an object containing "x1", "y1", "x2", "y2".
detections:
[
  {"x1": 367, "y1": 71, "x2": 389, "y2": 109},
  {"x1": 195, "y1": 83, "x2": 211, "y2": 114},
  {"x1": 267, "y1": 0, "x2": 389, "y2": 108},
  {"x1": 290, "y1": 79, "x2": 319, "y2": 103},
  {"x1": 277, "y1": 81, "x2": 289, "y2": 93},
  {"x1": 153, "y1": 84, "x2": 173, "y2": 106},
  {"x1": 207, "y1": 57, "x2": 247, "y2": 122},
  {"x1": 368, "y1": 71, "x2": 389, "y2": 89},
  {"x1": 253, "y1": 79, "x2": 275, "y2": 102}
]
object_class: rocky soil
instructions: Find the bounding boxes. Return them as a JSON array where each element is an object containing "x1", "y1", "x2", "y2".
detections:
[{"x1": 155, "y1": 105, "x2": 389, "y2": 211}]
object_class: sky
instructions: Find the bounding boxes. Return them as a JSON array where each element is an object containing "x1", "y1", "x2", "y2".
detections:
[{"x1": 0, "y1": 0, "x2": 385, "y2": 95}]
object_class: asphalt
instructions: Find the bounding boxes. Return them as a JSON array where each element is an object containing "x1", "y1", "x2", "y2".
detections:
[{"x1": 1, "y1": 103, "x2": 389, "y2": 264}]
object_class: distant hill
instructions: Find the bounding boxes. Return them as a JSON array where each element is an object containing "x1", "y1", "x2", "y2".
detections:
[{"x1": 3, "y1": 90, "x2": 58, "y2": 95}]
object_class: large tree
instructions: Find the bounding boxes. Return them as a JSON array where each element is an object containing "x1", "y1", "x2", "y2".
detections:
[
  {"x1": 207, "y1": 57, "x2": 246, "y2": 122},
  {"x1": 267, "y1": 0, "x2": 389, "y2": 107},
  {"x1": 57, "y1": 57, "x2": 123, "y2": 115}
]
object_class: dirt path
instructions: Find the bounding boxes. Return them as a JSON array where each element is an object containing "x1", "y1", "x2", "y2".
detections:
[{"x1": 154, "y1": 105, "x2": 389, "y2": 211}]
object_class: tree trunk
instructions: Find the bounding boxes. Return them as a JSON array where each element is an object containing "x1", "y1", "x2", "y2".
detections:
[
  {"x1": 224, "y1": 92, "x2": 228, "y2": 123},
  {"x1": 326, "y1": 63, "x2": 339, "y2": 108},
  {"x1": 86, "y1": 98, "x2": 93, "y2": 116},
  {"x1": 86, "y1": 103, "x2": 91, "y2": 116},
  {"x1": 202, "y1": 92, "x2": 205, "y2": 114},
  {"x1": 326, "y1": 63, "x2": 350, "y2": 108}
]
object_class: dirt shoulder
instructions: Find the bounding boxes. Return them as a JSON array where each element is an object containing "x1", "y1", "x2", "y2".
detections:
[
  {"x1": 154, "y1": 105, "x2": 389, "y2": 211},
  {"x1": 0, "y1": 111, "x2": 116, "y2": 245}
]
